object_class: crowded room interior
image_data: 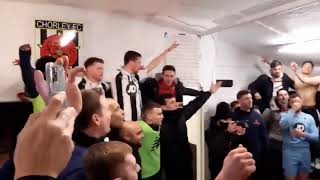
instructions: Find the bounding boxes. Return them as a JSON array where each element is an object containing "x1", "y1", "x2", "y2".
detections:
[{"x1": 1, "y1": 0, "x2": 320, "y2": 180}]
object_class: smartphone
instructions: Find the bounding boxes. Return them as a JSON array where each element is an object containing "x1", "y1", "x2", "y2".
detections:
[
  {"x1": 45, "y1": 62, "x2": 66, "y2": 98},
  {"x1": 216, "y1": 80, "x2": 233, "y2": 87}
]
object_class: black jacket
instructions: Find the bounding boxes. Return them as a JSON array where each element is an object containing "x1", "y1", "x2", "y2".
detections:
[
  {"x1": 205, "y1": 117, "x2": 244, "y2": 179},
  {"x1": 140, "y1": 77, "x2": 200, "y2": 104},
  {"x1": 161, "y1": 91, "x2": 211, "y2": 180},
  {"x1": 248, "y1": 73, "x2": 294, "y2": 113}
]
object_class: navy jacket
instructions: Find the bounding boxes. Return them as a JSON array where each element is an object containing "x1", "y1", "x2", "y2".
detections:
[
  {"x1": 58, "y1": 146, "x2": 87, "y2": 180},
  {"x1": 0, "y1": 159, "x2": 14, "y2": 180},
  {"x1": 59, "y1": 131, "x2": 106, "y2": 180},
  {"x1": 232, "y1": 108, "x2": 267, "y2": 163}
]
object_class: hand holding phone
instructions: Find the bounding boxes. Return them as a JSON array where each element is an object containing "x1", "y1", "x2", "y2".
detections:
[{"x1": 45, "y1": 62, "x2": 66, "y2": 98}]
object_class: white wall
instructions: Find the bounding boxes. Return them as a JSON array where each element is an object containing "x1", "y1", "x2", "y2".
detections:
[
  {"x1": 0, "y1": 2, "x2": 274, "y2": 180},
  {"x1": 0, "y1": 1, "x2": 176, "y2": 102},
  {"x1": 0, "y1": 2, "x2": 206, "y2": 179},
  {"x1": 200, "y1": 34, "x2": 261, "y2": 128},
  {"x1": 200, "y1": 34, "x2": 261, "y2": 180}
]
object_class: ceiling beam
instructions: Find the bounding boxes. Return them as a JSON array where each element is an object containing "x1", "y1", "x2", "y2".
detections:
[
  {"x1": 201, "y1": 0, "x2": 320, "y2": 36},
  {"x1": 145, "y1": 15, "x2": 204, "y2": 35}
]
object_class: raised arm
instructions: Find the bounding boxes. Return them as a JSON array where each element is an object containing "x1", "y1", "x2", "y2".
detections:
[
  {"x1": 17, "y1": 44, "x2": 38, "y2": 98},
  {"x1": 181, "y1": 85, "x2": 201, "y2": 97},
  {"x1": 183, "y1": 82, "x2": 222, "y2": 120},
  {"x1": 145, "y1": 41, "x2": 179, "y2": 73},
  {"x1": 255, "y1": 58, "x2": 271, "y2": 74},
  {"x1": 296, "y1": 74, "x2": 320, "y2": 86},
  {"x1": 291, "y1": 62, "x2": 320, "y2": 86}
]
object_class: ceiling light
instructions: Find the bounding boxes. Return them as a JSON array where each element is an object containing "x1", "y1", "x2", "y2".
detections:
[
  {"x1": 270, "y1": 27, "x2": 320, "y2": 45},
  {"x1": 60, "y1": 30, "x2": 76, "y2": 47},
  {"x1": 278, "y1": 40, "x2": 320, "y2": 54}
]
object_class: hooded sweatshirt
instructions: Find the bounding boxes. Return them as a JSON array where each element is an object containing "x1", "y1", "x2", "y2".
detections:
[{"x1": 280, "y1": 110, "x2": 319, "y2": 149}]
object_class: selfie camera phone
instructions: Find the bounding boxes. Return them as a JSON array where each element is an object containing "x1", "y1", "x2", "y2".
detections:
[{"x1": 45, "y1": 62, "x2": 66, "y2": 98}]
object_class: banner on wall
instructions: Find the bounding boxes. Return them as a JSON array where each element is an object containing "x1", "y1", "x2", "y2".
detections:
[{"x1": 34, "y1": 20, "x2": 84, "y2": 67}]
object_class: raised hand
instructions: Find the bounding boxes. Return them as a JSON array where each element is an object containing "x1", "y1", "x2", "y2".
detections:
[
  {"x1": 261, "y1": 59, "x2": 272, "y2": 65},
  {"x1": 216, "y1": 145, "x2": 256, "y2": 180},
  {"x1": 167, "y1": 41, "x2": 179, "y2": 52},
  {"x1": 19, "y1": 44, "x2": 31, "y2": 52},
  {"x1": 139, "y1": 65, "x2": 146, "y2": 71},
  {"x1": 210, "y1": 81, "x2": 222, "y2": 94},
  {"x1": 12, "y1": 59, "x2": 20, "y2": 66},
  {"x1": 55, "y1": 55, "x2": 70, "y2": 76},
  {"x1": 14, "y1": 92, "x2": 77, "y2": 179},
  {"x1": 34, "y1": 56, "x2": 84, "y2": 112},
  {"x1": 290, "y1": 62, "x2": 299, "y2": 72},
  {"x1": 66, "y1": 66, "x2": 86, "y2": 113}
]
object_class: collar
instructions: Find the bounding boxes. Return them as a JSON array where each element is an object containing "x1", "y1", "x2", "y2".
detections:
[
  {"x1": 143, "y1": 120, "x2": 160, "y2": 131},
  {"x1": 84, "y1": 76, "x2": 101, "y2": 87},
  {"x1": 288, "y1": 109, "x2": 302, "y2": 116},
  {"x1": 120, "y1": 68, "x2": 134, "y2": 76},
  {"x1": 235, "y1": 107, "x2": 253, "y2": 114},
  {"x1": 73, "y1": 131, "x2": 106, "y2": 148},
  {"x1": 159, "y1": 79, "x2": 175, "y2": 87}
]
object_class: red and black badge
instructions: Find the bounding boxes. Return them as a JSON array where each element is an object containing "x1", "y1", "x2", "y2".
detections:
[{"x1": 38, "y1": 30, "x2": 79, "y2": 67}]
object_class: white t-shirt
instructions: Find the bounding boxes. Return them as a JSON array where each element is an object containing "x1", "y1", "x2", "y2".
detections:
[{"x1": 270, "y1": 74, "x2": 283, "y2": 110}]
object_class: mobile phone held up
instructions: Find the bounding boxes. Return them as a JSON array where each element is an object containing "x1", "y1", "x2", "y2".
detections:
[
  {"x1": 216, "y1": 80, "x2": 233, "y2": 87},
  {"x1": 45, "y1": 62, "x2": 66, "y2": 98}
]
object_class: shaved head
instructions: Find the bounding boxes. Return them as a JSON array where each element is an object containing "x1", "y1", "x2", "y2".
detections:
[{"x1": 120, "y1": 122, "x2": 144, "y2": 147}]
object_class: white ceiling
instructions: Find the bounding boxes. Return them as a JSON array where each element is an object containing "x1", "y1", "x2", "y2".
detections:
[
  {"x1": 217, "y1": 1, "x2": 320, "y2": 63},
  {"x1": 6, "y1": 0, "x2": 320, "y2": 62}
]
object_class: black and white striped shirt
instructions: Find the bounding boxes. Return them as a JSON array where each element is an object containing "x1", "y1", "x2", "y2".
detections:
[
  {"x1": 78, "y1": 77, "x2": 112, "y2": 98},
  {"x1": 110, "y1": 69, "x2": 143, "y2": 121}
]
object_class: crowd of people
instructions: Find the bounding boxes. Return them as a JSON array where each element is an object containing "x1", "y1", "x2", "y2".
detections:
[
  {"x1": 0, "y1": 42, "x2": 256, "y2": 180},
  {"x1": 206, "y1": 60, "x2": 320, "y2": 180},
  {"x1": 1, "y1": 42, "x2": 319, "y2": 180}
]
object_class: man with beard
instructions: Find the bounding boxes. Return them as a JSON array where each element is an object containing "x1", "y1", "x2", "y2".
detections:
[
  {"x1": 249, "y1": 60, "x2": 294, "y2": 114},
  {"x1": 232, "y1": 90, "x2": 267, "y2": 180}
]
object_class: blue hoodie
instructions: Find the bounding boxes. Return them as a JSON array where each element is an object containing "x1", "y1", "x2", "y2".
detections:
[{"x1": 280, "y1": 110, "x2": 319, "y2": 149}]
